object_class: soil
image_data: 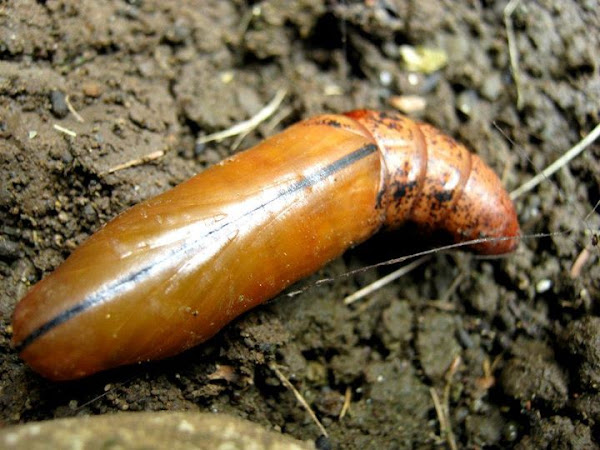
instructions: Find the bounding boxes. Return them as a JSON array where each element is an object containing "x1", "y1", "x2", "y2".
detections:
[{"x1": 1, "y1": 1, "x2": 599, "y2": 448}]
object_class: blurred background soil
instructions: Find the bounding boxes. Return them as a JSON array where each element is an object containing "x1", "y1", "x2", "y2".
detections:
[{"x1": 1, "y1": 1, "x2": 599, "y2": 448}]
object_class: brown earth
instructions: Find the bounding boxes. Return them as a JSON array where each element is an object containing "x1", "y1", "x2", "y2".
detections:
[{"x1": 1, "y1": 1, "x2": 599, "y2": 448}]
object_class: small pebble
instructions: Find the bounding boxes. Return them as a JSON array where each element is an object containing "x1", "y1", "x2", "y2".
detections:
[
  {"x1": 82, "y1": 82, "x2": 103, "y2": 98},
  {"x1": 379, "y1": 70, "x2": 393, "y2": 86},
  {"x1": 456, "y1": 90, "x2": 478, "y2": 117},
  {"x1": 0, "y1": 236, "x2": 20, "y2": 260},
  {"x1": 50, "y1": 90, "x2": 69, "y2": 118},
  {"x1": 0, "y1": 187, "x2": 12, "y2": 207},
  {"x1": 315, "y1": 435, "x2": 332, "y2": 450},
  {"x1": 481, "y1": 72, "x2": 503, "y2": 101},
  {"x1": 503, "y1": 421, "x2": 519, "y2": 442},
  {"x1": 389, "y1": 95, "x2": 426, "y2": 114},
  {"x1": 61, "y1": 150, "x2": 73, "y2": 165},
  {"x1": 166, "y1": 22, "x2": 190, "y2": 44},
  {"x1": 456, "y1": 324, "x2": 474, "y2": 349},
  {"x1": 203, "y1": 148, "x2": 222, "y2": 164},
  {"x1": 536, "y1": 279, "x2": 552, "y2": 293},
  {"x1": 83, "y1": 204, "x2": 97, "y2": 221},
  {"x1": 194, "y1": 142, "x2": 206, "y2": 156},
  {"x1": 58, "y1": 211, "x2": 69, "y2": 223}
]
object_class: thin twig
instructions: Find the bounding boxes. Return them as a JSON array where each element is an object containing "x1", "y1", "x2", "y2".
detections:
[
  {"x1": 424, "y1": 299, "x2": 457, "y2": 312},
  {"x1": 570, "y1": 248, "x2": 591, "y2": 279},
  {"x1": 105, "y1": 149, "x2": 165, "y2": 174},
  {"x1": 231, "y1": 128, "x2": 253, "y2": 151},
  {"x1": 343, "y1": 255, "x2": 431, "y2": 305},
  {"x1": 53, "y1": 123, "x2": 77, "y2": 137},
  {"x1": 504, "y1": 0, "x2": 524, "y2": 110},
  {"x1": 583, "y1": 199, "x2": 600, "y2": 223},
  {"x1": 443, "y1": 355, "x2": 461, "y2": 403},
  {"x1": 439, "y1": 271, "x2": 465, "y2": 303},
  {"x1": 65, "y1": 94, "x2": 85, "y2": 123},
  {"x1": 430, "y1": 389, "x2": 450, "y2": 447},
  {"x1": 510, "y1": 122, "x2": 600, "y2": 200},
  {"x1": 269, "y1": 363, "x2": 328, "y2": 438},
  {"x1": 431, "y1": 355, "x2": 461, "y2": 450},
  {"x1": 75, "y1": 377, "x2": 136, "y2": 411},
  {"x1": 284, "y1": 234, "x2": 530, "y2": 299},
  {"x1": 196, "y1": 89, "x2": 287, "y2": 146},
  {"x1": 339, "y1": 386, "x2": 352, "y2": 420},
  {"x1": 262, "y1": 105, "x2": 294, "y2": 135}
]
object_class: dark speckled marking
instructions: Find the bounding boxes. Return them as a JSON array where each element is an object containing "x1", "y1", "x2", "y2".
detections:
[
  {"x1": 434, "y1": 190, "x2": 453, "y2": 203},
  {"x1": 319, "y1": 118, "x2": 342, "y2": 128},
  {"x1": 392, "y1": 180, "x2": 418, "y2": 201},
  {"x1": 376, "y1": 187, "x2": 386, "y2": 209}
]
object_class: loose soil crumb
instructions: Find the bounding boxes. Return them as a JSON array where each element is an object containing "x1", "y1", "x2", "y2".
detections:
[{"x1": 1, "y1": 1, "x2": 599, "y2": 448}]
